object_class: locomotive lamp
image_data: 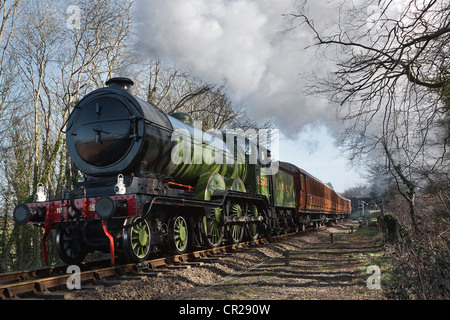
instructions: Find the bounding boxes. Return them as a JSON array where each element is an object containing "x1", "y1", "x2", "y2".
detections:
[
  {"x1": 114, "y1": 174, "x2": 126, "y2": 195},
  {"x1": 34, "y1": 183, "x2": 47, "y2": 202}
]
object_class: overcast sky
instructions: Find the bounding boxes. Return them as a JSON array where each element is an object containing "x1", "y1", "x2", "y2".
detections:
[{"x1": 133, "y1": 0, "x2": 369, "y2": 192}]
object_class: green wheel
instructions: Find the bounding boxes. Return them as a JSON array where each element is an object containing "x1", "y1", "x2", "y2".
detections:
[
  {"x1": 225, "y1": 178, "x2": 247, "y2": 243},
  {"x1": 122, "y1": 217, "x2": 151, "y2": 262},
  {"x1": 246, "y1": 205, "x2": 259, "y2": 240},
  {"x1": 227, "y1": 200, "x2": 245, "y2": 244},
  {"x1": 196, "y1": 172, "x2": 226, "y2": 248},
  {"x1": 171, "y1": 215, "x2": 189, "y2": 254},
  {"x1": 203, "y1": 206, "x2": 225, "y2": 248}
]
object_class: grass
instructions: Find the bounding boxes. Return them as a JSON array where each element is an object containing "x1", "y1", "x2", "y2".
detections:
[
  {"x1": 348, "y1": 224, "x2": 394, "y2": 288},
  {"x1": 349, "y1": 210, "x2": 381, "y2": 221},
  {"x1": 356, "y1": 225, "x2": 379, "y2": 237}
]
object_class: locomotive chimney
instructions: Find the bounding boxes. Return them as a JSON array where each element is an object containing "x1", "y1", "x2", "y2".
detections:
[{"x1": 105, "y1": 77, "x2": 134, "y2": 93}]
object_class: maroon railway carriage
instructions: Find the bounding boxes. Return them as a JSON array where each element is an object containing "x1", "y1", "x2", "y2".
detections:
[{"x1": 280, "y1": 163, "x2": 351, "y2": 230}]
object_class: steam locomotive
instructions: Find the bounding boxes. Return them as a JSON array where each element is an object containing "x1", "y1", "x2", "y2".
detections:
[{"x1": 13, "y1": 78, "x2": 351, "y2": 265}]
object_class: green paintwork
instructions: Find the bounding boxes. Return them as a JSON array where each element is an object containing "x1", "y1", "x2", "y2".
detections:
[
  {"x1": 256, "y1": 170, "x2": 271, "y2": 201},
  {"x1": 273, "y1": 169, "x2": 296, "y2": 207},
  {"x1": 165, "y1": 118, "x2": 247, "y2": 185},
  {"x1": 255, "y1": 168, "x2": 295, "y2": 207},
  {"x1": 195, "y1": 172, "x2": 226, "y2": 200},
  {"x1": 225, "y1": 177, "x2": 246, "y2": 192}
]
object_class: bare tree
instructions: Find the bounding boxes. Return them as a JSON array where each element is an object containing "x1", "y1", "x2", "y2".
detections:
[
  {"x1": 290, "y1": 0, "x2": 449, "y2": 231},
  {"x1": 289, "y1": 0, "x2": 450, "y2": 298},
  {"x1": 0, "y1": 0, "x2": 134, "y2": 271},
  {"x1": 47, "y1": 0, "x2": 133, "y2": 194},
  {"x1": 0, "y1": 0, "x2": 21, "y2": 118},
  {"x1": 12, "y1": 0, "x2": 61, "y2": 197}
]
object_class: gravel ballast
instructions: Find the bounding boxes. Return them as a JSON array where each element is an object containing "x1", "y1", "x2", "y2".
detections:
[{"x1": 66, "y1": 220, "x2": 384, "y2": 300}]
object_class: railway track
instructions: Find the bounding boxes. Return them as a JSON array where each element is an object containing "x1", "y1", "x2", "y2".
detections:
[{"x1": 1, "y1": 229, "x2": 314, "y2": 300}]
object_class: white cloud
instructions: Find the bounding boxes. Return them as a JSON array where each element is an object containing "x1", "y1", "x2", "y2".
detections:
[{"x1": 134, "y1": 0, "x2": 338, "y2": 136}]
